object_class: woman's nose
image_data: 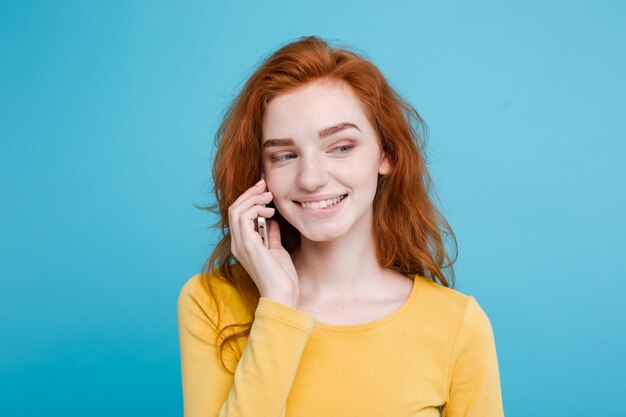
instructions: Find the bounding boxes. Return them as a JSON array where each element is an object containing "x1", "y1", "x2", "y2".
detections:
[{"x1": 296, "y1": 156, "x2": 329, "y2": 192}]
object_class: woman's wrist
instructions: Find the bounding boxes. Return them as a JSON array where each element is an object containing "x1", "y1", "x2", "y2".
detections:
[{"x1": 262, "y1": 291, "x2": 298, "y2": 309}]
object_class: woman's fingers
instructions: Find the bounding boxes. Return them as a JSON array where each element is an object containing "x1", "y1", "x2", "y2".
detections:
[
  {"x1": 230, "y1": 179, "x2": 267, "y2": 208},
  {"x1": 228, "y1": 191, "x2": 272, "y2": 228},
  {"x1": 228, "y1": 187, "x2": 276, "y2": 259},
  {"x1": 236, "y1": 204, "x2": 275, "y2": 247},
  {"x1": 226, "y1": 186, "x2": 298, "y2": 304},
  {"x1": 228, "y1": 190, "x2": 272, "y2": 240},
  {"x1": 257, "y1": 206, "x2": 277, "y2": 219},
  {"x1": 230, "y1": 190, "x2": 272, "y2": 215},
  {"x1": 267, "y1": 220, "x2": 282, "y2": 249}
]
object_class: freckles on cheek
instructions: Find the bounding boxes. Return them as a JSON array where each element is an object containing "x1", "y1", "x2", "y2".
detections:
[{"x1": 266, "y1": 179, "x2": 294, "y2": 211}]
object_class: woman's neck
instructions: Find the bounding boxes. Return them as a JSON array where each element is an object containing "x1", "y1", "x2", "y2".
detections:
[{"x1": 293, "y1": 230, "x2": 387, "y2": 302}]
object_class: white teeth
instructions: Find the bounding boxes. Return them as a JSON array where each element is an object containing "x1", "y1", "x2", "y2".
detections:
[{"x1": 300, "y1": 195, "x2": 345, "y2": 210}]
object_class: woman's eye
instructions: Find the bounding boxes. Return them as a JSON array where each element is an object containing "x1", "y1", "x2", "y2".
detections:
[
  {"x1": 332, "y1": 145, "x2": 354, "y2": 153},
  {"x1": 271, "y1": 153, "x2": 297, "y2": 162}
]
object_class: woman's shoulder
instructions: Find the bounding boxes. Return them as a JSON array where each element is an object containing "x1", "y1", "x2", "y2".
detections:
[
  {"x1": 412, "y1": 275, "x2": 493, "y2": 330},
  {"x1": 414, "y1": 275, "x2": 470, "y2": 307},
  {"x1": 179, "y1": 269, "x2": 232, "y2": 303},
  {"x1": 177, "y1": 266, "x2": 253, "y2": 323}
]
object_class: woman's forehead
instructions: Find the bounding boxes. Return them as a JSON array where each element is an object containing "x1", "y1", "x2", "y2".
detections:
[{"x1": 262, "y1": 80, "x2": 371, "y2": 139}]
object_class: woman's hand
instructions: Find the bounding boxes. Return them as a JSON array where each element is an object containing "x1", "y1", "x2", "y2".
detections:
[{"x1": 228, "y1": 178, "x2": 299, "y2": 308}]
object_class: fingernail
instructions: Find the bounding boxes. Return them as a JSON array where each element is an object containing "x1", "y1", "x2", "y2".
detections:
[{"x1": 256, "y1": 178, "x2": 265, "y2": 185}]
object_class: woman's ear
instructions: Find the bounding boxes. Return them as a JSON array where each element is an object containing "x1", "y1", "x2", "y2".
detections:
[{"x1": 378, "y1": 152, "x2": 392, "y2": 175}]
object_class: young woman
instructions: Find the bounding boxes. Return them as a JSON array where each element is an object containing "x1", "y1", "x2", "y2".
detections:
[{"x1": 178, "y1": 36, "x2": 504, "y2": 417}]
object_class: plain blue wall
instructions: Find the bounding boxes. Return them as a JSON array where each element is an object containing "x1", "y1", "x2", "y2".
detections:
[{"x1": 1, "y1": 1, "x2": 625, "y2": 416}]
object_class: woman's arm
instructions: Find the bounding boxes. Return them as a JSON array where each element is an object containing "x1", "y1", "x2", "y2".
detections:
[
  {"x1": 178, "y1": 275, "x2": 316, "y2": 417},
  {"x1": 442, "y1": 297, "x2": 505, "y2": 417}
]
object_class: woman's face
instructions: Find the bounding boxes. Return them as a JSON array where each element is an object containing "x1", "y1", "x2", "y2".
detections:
[{"x1": 261, "y1": 79, "x2": 391, "y2": 243}]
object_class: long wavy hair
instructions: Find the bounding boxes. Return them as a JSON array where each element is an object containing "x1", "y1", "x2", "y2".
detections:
[{"x1": 200, "y1": 35, "x2": 457, "y2": 373}]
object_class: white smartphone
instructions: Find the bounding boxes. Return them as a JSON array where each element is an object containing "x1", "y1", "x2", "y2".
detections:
[{"x1": 257, "y1": 172, "x2": 269, "y2": 249}]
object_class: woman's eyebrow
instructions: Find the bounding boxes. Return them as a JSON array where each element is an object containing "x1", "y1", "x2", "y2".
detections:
[
  {"x1": 263, "y1": 138, "x2": 294, "y2": 148},
  {"x1": 263, "y1": 122, "x2": 361, "y2": 148},
  {"x1": 318, "y1": 122, "x2": 360, "y2": 138}
]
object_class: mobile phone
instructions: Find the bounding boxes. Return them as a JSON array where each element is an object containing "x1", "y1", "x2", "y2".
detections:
[{"x1": 257, "y1": 172, "x2": 269, "y2": 249}]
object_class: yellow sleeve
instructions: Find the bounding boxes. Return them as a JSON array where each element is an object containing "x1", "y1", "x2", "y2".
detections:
[
  {"x1": 177, "y1": 276, "x2": 316, "y2": 417},
  {"x1": 442, "y1": 296, "x2": 505, "y2": 417}
]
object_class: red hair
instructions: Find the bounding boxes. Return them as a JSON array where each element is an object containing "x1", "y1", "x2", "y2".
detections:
[{"x1": 200, "y1": 36, "x2": 457, "y2": 373}]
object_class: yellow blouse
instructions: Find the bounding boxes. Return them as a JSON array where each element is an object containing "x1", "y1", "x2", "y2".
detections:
[{"x1": 178, "y1": 271, "x2": 504, "y2": 416}]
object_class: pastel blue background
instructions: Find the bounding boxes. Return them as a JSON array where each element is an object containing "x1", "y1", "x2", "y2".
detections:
[{"x1": 1, "y1": 1, "x2": 625, "y2": 416}]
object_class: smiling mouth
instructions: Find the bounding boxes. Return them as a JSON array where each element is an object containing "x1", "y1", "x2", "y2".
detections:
[{"x1": 297, "y1": 195, "x2": 347, "y2": 210}]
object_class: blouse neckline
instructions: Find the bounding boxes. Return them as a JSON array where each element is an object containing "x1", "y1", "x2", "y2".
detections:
[{"x1": 311, "y1": 274, "x2": 422, "y2": 334}]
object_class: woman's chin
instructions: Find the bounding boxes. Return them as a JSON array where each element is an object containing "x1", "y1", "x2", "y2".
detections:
[{"x1": 296, "y1": 224, "x2": 349, "y2": 243}]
